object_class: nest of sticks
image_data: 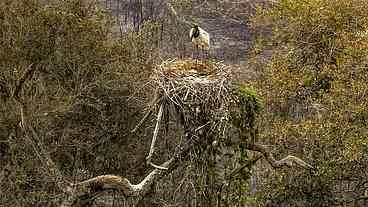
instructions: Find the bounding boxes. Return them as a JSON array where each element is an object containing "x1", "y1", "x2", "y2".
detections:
[
  {"x1": 134, "y1": 58, "x2": 260, "y2": 169},
  {"x1": 152, "y1": 58, "x2": 234, "y2": 144}
]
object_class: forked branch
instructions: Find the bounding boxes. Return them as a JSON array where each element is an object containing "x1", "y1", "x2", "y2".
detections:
[{"x1": 62, "y1": 136, "x2": 197, "y2": 207}]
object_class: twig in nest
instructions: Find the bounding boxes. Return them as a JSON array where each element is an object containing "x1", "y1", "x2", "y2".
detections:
[{"x1": 154, "y1": 59, "x2": 231, "y2": 143}]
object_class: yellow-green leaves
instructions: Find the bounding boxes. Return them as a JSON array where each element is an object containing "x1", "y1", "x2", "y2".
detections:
[{"x1": 249, "y1": 0, "x2": 368, "y2": 204}]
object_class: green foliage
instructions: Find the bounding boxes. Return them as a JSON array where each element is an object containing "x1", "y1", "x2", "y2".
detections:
[
  {"x1": 231, "y1": 84, "x2": 262, "y2": 133},
  {"x1": 260, "y1": 173, "x2": 336, "y2": 207},
  {"x1": 170, "y1": 0, "x2": 193, "y2": 11},
  {"x1": 248, "y1": 0, "x2": 368, "y2": 205},
  {"x1": 252, "y1": 0, "x2": 368, "y2": 71}
]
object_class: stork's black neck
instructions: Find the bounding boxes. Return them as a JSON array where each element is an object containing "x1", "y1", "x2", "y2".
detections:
[{"x1": 191, "y1": 26, "x2": 200, "y2": 39}]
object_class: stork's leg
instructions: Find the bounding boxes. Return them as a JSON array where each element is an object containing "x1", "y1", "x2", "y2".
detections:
[
  {"x1": 196, "y1": 45, "x2": 199, "y2": 64},
  {"x1": 202, "y1": 47, "x2": 205, "y2": 60},
  {"x1": 191, "y1": 44, "x2": 195, "y2": 59},
  {"x1": 200, "y1": 46, "x2": 202, "y2": 60}
]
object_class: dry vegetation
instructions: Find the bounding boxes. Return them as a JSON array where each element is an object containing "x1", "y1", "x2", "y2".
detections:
[{"x1": 0, "y1": 0, "x2": 367, "y2": 207}]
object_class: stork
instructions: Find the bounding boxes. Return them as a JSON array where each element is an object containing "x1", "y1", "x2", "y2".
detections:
[{"x1": 189, "y1": 24, "x2": 210, "y2": 60}]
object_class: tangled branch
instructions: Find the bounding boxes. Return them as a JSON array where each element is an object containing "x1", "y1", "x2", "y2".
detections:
[{"x1": 12, "y1": 64, "x2": 72, "y2": 193}]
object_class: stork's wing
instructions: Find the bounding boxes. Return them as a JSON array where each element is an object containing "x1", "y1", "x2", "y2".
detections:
[{"x1": 199, "y1": 28, "x2": 209, "y2": 36}]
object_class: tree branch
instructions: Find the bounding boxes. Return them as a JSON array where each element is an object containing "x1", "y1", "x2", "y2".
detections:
[
  {"x1": 71, "y1": 157, "x2": 172, "y2": 197},
  {"x1": 12, "y1": 64, "x2": 72, "y2": 193},
  {"x1": 62, "y1": 134, "x2": 196, "y2": 206},
  {"x1": 227, "y1": 154, "x2": 263, "y2": 180},
  {"x1": 131, "y1": 91, "x2": 161, "y2": 133},
  {"x1": 17, "y1": 101, "x2": 72, "y2": 192},
  {"x1": 12, "y1": 63, "x2": 36, "y2": 101},
  {"x1": 245, "y1": 143, "x2": 313, "y2": 169},
  {"x1": 146, "y1": 103, "x2": 168, "y2": 170},
  {"x1": 165, "y1": 1, "x2": 192, "y2": 26},
  {"x1": 131, "y1": 109, "x2": 153, "y2": 133}
]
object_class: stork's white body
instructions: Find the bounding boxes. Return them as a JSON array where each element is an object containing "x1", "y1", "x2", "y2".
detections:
[{"x1": 190, "y1": 26, "x2": 210, "y2": 50}]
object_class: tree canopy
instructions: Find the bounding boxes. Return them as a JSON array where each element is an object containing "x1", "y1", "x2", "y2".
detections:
[{"x1": 249, "y1": 0, "x2": 368, "y2": 205}]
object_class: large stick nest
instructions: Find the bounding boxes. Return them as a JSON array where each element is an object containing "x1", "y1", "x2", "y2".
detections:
[{"x1": 153, "y1": 58, "x2": 241, "y2": 144}]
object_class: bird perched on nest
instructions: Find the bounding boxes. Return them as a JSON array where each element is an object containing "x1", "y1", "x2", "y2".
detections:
[{"x1": 189, "y1": 24, "x2": 210, "y2": 59}]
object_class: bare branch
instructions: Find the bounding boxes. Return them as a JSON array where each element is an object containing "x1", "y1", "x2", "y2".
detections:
[
  {"x1": 131, "y1": 91, "x2": 161, "y2": 133},
  {"x1": 358, "y1": 196, "x2": 368, "y2": 200},
  {"x1": 147, "y1": 104, "x2": 163, "y2": 161},
  {"x1": 146, "y1": 103, "x2": 168, "y2": 170},
  {"x1": 74, "y1": 156, "x2": 172, "y2": 196},
  {"x1": 246, "y1": 143, "x2": 314, "y2": 169},
  {"x1": 62, "y1": 135, "x2": 196, "y2": 206},
  {"x1": 149, "y1": 162, "x2": 169, "y2": 170},
  {"x1": 73, "y1": 175, "x2": 136, "y2": 196}
]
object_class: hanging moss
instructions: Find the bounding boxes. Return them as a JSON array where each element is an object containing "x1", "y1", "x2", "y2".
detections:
[{"x1": 231, "y1": 84, "x2": 262, "y2": 134}]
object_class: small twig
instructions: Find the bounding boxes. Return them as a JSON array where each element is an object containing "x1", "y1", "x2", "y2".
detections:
[
  {"x1": 194, "y1": 122, "x2": 210, "y2": 132},
  {"x1": 193, "y1": 0, "x2": 209, "y2": 9},
  {"x1": 183, "y1": 88, "x2": 190, "y2": 101},
  {"x1": 0, "y1": 163, "x2": 10, "y2": 184}
]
